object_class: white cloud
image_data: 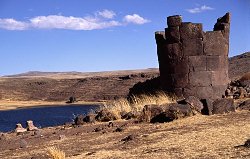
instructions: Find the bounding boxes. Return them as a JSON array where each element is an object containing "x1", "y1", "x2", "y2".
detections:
[
  {"x1": 0, "y1": 15, "x2": 121, "y2": 31},
  {"x1": 0, "y1": 11, "x2": 150, "y2": 31},
  {"x1": 0, "y1": 18, "x2": 28, "y2": 30},
  {"x1": 29, "y1": 15, "x2": 121, "y2": 30},
  {"x1": 97, "y1": 10, "x2": 116, "y2": 19},
  {"x1": 187, "y1": 5, "x2": 214, "y2": 14},
  {"x1": 123, "y1": 14, "x2": 150, "y2": 24}
]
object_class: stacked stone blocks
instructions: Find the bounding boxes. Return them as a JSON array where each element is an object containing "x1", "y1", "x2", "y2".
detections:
[{"x1": 155, "y1": 13, "x2": 230, "y2": 99}]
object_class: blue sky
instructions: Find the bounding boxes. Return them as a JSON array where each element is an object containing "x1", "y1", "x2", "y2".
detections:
[{"x1": 0, "y1": 0, "x2": 249, "y2": 76}]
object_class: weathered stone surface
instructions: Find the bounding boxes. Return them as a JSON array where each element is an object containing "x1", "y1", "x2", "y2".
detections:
[
  {"x1": 167, "y1": 15, "x2": 182, "y2": 27},
  {"x1": 212, "y1": 98, "x2": 235, "y2": 114},
  {"x1": 204, "y1": 31, "x2": 228, "y2": 56},
  {"x1": 183, "y1": 86, "x2": 213, "y2": 99},
  {"x1": 155, "y1": 31, "x2": 165, "y2": 44},
  {"x1": 212, "y1": 85, "x2": 227, "y2": 99},
  {"x1": 238, "y1": 99, "x2": 250, "y2": 110},
  {"x1": 178, "y1": 96, "x2": 204, "y2": 113},
  {"x1": 188, "y1": 56, "x2": 207, "y2": 72},
  {"x1": 216, "y1": 12, "x2": 230, "y2": 24},
  {"x1": 172, "y1": 73, "x2": 188, "y2": 88},
  {"x1": 182, "y1": 38, "x2": 203, "y2": 56},
  {"x1": 207, "y1": 56, "x2": 220, "y2": 71},
  {"x1": 200, "y1": 98, "x2": 214, "y2": 115},
  {"x1": 165, "y1": 43, "x2": 183, "y2": 60},
  {"x1": 180, "y1": 23, "x2": 203, "y2": 40},
  {"x1": 189, "y1": 71, "x2": 212, "y2": 87},
  {"x1": 165, "y1": 26, "x2": 180, "y2": 43},
  {"x1": 211, "y1": 70, "x2": 229, "y2": 86},
  {"x1": 160, "y1": 75, "x2": 173, "y2": 91}
]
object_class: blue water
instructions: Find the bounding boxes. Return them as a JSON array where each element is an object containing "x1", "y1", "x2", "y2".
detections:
[{"x1": 0, "y1": 105, "x2": 98, "y2": 132}]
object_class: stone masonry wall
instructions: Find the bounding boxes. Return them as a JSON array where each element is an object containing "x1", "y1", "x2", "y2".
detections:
[{"x1": 155, "y1": 13, "x2": 230, "y2": 99}]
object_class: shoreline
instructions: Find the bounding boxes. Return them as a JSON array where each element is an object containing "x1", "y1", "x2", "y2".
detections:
[{"x1": 0, "y1": 100, "x2": 104, "y2": 111}]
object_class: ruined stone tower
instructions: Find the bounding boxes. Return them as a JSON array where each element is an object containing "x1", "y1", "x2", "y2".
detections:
[{"x1": 155, "y1": 13, "x2": 230, "y2": 99}]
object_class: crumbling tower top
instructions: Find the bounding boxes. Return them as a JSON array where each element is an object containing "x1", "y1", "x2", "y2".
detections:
[{"x1": 155, "y1": 13, "x2": 230, "y2": 99}]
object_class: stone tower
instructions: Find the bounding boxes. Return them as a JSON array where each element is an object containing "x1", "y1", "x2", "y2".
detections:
[{"x1": 155, "y1": 13, "x2": 230, "y2": 99}]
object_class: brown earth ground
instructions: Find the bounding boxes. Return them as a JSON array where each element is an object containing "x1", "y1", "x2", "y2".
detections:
[{"x1": 1, "y1": 109, "x2": 250, "y2": 159}]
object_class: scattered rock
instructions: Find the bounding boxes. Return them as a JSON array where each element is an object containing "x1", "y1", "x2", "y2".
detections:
[
  {"x1": 226, "y1": 78, "x2": 250, "y2": 99},
  {"x1": 212, "y1": 98, "x2": 235, "y2": 114},
  {"x1": 93, "y1": 127, "x2": 102, "y2": 132},
  {"x1": 20, "y1": 139, "x2": 28, "y2": 148},
  {"x1": 95, "y1": 109, "x2": 118, "y2": 122},
  {"x1": 108, "y1": 122, "x2": 114, "y2": 127},
  {"x1": 74, "y1": 115, "x2": 85, "y2": 125},
  {"x1": 15, "y1": 123, "x2": 27, "y2": 133},
  {"x1": 26, "y1": 120, "x2": 38, "y2": 131},
  {"x1": 244, "y1": 139, "x2": 250, "y2": 148},
  {"x1": 114, "y1": 127, "x2": 123, "y2": 132},
  {"x1": 238, "y1": 99, "x2": 250, "y2": 110},
  {"x1": 67, "y1": 96, "x2": 77, "y2": 103},
  {"x1": 121, "y1": 134, "x2": 135, "y2": 142}
]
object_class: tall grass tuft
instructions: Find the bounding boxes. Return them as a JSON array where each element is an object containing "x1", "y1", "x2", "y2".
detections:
[
  {"x1": 47, "y1": 146, "x2": 65, "y2": 159},
  {"x1": 101, "y1": 91, "x2": 176, "y2": 119}
]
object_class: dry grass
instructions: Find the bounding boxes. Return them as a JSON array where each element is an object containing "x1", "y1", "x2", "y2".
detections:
[
  {"x1": 47, "y1": 147, "x2": 65, "y2": 159},
  {"x1": 101, "y1": 91, "x2": 176, "y2": 118}
]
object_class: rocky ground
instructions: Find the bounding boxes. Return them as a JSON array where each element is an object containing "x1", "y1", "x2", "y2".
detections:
[{"x1": 1, "y1": 109, "x2": 250, "y2": 159}]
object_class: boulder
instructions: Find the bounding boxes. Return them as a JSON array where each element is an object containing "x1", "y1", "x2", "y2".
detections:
[
  {"x1": 238, "y1": 99, "x2": 250, "y2": 110},
  {"x1": 26, "y1": 120, "x2": 38, "y2": 131},
  {"x1": 83, "y1": 114, "x2": 96, "y2": 123},
  {"x1": 178, "y1": 96, "x2": 203, "y2": 113},
  {"x1": 15, "y1": 123, "x2": 27, "y2": 133},
  {"x1": 212, "y1": 98, "x2": 235, "y2": 114},
  {"x1": 121, "y1": 112, "x2": 137, "y2": 120},
  {"x1": 74, "y1": 114, "x2": 85, "y2": 125},
  {"x1": 200, "y1": 98, "x2": 214, "y2": 115},
  {"x1": 141, "y1": 104, "x2": 166, "y2": 122},
  {"x1": 95, "y1": 109, "x2": 118, "y2": 122},
  {"x1": 150, "y1": 103, "x2": 193, "y2": 123}
]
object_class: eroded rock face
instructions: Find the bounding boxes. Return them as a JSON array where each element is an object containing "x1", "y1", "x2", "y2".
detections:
[{"x1": 155, "y1": 13, "x2": 230, "y2": 100}]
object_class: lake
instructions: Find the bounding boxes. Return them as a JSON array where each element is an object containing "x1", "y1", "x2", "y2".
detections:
[{"x1": 0, "y1": 105, "x2": 99, "y2": 132}]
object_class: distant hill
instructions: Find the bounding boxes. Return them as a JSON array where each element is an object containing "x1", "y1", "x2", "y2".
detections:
[
  {"x1": 0, "y1": 52, "x2": 249, "y2": 102},
  {"x1": 229, "y1": 52, "x2": 250, "y2": 80}
]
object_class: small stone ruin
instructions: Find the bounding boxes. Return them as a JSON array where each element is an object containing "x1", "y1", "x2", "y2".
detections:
[{"x1": 155, "y1": 13, "x2": 230, "y2": 100}]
